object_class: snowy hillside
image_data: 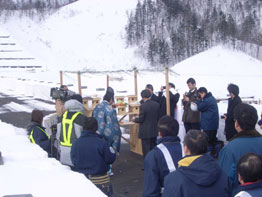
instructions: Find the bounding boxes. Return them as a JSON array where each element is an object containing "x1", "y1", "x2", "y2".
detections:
[
  {"x1": 0, "y1": 0, "x2": 149, "y2": 71},
  {"x1": 172, "y1": 46, "x2": 262, "y2": 99}
]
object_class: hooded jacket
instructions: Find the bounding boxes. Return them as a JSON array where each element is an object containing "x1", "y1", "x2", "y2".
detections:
[
  {"x1": 71, "y1": 130, "x2": 116, "y2": 175},
  {"x1": 27, "y1": 122, "x2": 51, "y2": 155},
  {"x1": 197, "y1": 92, "x2": 219, "y2": 131},
  {"x1": 163, "y1": 154, "x2": 231, "y2": 197},
  {"x1": 56, "y1": 99, "x2": 85, "y2": 166},
  {"x1": 143, "y1": 136, "x2": 183, "y2": 197}
]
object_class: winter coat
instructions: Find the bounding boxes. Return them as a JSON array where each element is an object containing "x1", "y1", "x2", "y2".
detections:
[
  {"x1": 182, "y1": 88, "x2": 200, "y2": 123},
  {"x1": 158, "y1": 90, "x2": 180, "y2": 119},
  {"x1": 225, "y1": 95, "x2": 242, "y2": 140},
  {"x1": 218, "y1": 130, "x2": 262, "y2": 194},
  {"x1": 197, "y1": 92, "x2": 219, "y2": 131},
  {"x1": 71, "y1": 130, "x2": 116, "y2": 175},
  {"x1": 140, "y1": 93, "x2": 161, "y2": 105},
  {"x1": 163, "y1": 154, "x2": 231, "y2": 197},
  {"x1": 235, "y1": 181, "x2": 262, "y2": 197},
  {"x1": 143, "y1": 136, "x2": 183, "y2": 197},
  {"x1": 27, "y1": 122, "x2": 51, "y2": 155},
  {"x1": 56, "y1": 99, "x2": 85, "y2": 166},
  {"x1": 92, "y1": 100, "x2": 122, "y2": 152},
  {"x1": 134, "y1": 99, "x2": 160, "y2": 139}
]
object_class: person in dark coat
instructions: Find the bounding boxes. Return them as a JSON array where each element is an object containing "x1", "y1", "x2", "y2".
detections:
[
  {"x1": 71, "y1": 117, "x2": 116, "y2": 196},
  {"x1": 218, "y1": 103, "x2": 262, "y2": 194},
  {"x1": 134, "y1": 89, "x2": 160, "y2": 158},
  {"x1": 223, "y1": 83, "x2": 242, "y2": 141},
  {"x1": 27, "y1": 109, "x2": 51, "y2": 156},
  {"x1": 234, "y1": 153, "x2": 262, "y2": 197},
  {"x1": 182, "y1": 78, "x2": 200, "y2": 133},
  {"x1": 158, "y1": 83, "x2": 180, "y2": 119},
  {"x1": 143, "y1": 84, "x2": 161, "y2": 104},
  {"x1": 197, "y1": 87, "x2": 219, "y2": 157},
  {"x1": 143, "y1": 116, "x2": 183, "y2": 197},
  {"x1": 163, "y1": 130, "x2": 231, "y2": 197}
]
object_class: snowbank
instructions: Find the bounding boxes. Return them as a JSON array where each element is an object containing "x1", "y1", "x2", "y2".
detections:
[{"x1": 0, "y1": 121, "x2": 105, "y2": 197}]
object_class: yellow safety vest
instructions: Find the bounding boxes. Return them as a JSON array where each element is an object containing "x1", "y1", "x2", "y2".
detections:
[
  {"x1": 29, "y1": 126, "x2": 49, "y2": 144},
  {"x1": 60, "y1": 111, "x2": 82, "y2": 147}
]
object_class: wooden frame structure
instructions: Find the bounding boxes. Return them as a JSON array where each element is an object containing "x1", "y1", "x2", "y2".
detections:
[{"x1": 58, "y1": 67, "x2": 172, "y2": 156}]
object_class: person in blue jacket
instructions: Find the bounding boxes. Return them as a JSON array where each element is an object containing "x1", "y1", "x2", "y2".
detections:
[
  {"x1": 163, "y1": 130, "x2": 231, "y2": 197},
  {"x1": 234, "y1": 153, "x2": 262, "y2": 197},
  {"x1": 143, "y1": 115, "x2": 183, "y2": 197},
  {"x1": 218, "y1": 103, "x2": 262, "y2": 195},
  {"x1": 71, "y1": 116, "x2": 116, "y2": 196},
  {"x1": 27, "y1": 109, "x2": 51, "y2": 156},
  {"x1": 196, "y1": 87, "x2": 219, "y2": 157}
]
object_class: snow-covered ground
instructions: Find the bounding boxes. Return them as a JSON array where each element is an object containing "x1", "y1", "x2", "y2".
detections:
[
  {"x1": 0, "y1": 0, "x2": 262, "y2": 196},
  {"x1": 0, "y1": 120, "x2": 106, "y2": 197}
]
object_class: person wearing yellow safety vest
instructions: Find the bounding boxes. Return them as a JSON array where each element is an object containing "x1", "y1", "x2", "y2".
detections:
[
  {"x1": 56, "y1": 94, "x2": 85, "y2": 167},
  {"x1": 27, "y1": 109, "x2": 51, "y2": 156}
]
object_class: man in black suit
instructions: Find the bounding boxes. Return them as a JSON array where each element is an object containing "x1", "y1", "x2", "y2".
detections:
[
  {"x1": 223, "y1": 83, "x2": 242, "y2": 141},
  {"x1": 134, "y1": 89, "x2": 160, "y2": 158}
]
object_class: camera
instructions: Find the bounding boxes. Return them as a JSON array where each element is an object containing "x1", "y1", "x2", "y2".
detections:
[
  {"x1": 50, "y1": 87, "x2": 71, "y2": 102},
  {"x1": 221, "y1": 114, "x2": 226, "y2": 119}
]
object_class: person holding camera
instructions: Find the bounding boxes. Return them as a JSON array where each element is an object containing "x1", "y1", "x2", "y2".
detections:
[
  {"x1": 158, "y1": 83, "x2": 180, "y2": 119},
  {"x1": 54, "y1": 85, "x2": 75, "y2": 117},
  {"x1": 182, "y1": 78, "x2": 200, "y2": 133},
  {"x1": 196, "y1": 87, "x2": 219, "y2": 157},
  {"x1": 56, "y1": 94, "x2": 85, "y2": 167}
]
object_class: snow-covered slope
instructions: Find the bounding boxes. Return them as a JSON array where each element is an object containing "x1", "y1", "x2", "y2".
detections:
[{"x1": 0, "y1": 0, "x2": 148, "y2": 71}]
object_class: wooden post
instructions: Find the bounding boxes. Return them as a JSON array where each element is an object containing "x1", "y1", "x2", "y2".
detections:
[
  {"x1": 107, "y1": 75, "x2": 109, "y2": 88},
  {"x1": 77, "y1": 71, "x2": 82, "y2": 96},
  {"x1": 134, "y1": 68, "x2": 138, "y2": 96},
  {"x1": 165, "y1": 67, "x2": 170, "y2": 116},
  {"x1": 60, "y1": 71, "x2": 63, "y2": 86}
]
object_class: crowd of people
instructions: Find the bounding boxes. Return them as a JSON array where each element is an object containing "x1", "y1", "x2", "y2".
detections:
[{"x1": 26, "y1": 79, "x2": 262, "y2": 197}]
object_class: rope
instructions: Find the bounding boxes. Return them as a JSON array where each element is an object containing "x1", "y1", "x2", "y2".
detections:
[{"x1": 62, "y1": 67, "x2": 180, "y2": 76}]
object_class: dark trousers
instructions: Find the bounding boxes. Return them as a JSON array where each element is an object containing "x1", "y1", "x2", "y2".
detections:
[
  {"x1": 204, "y1": 130, "x2": 218, "y2": 157},
  {"x1": 184, "y1": 122, "x2": 200, "y2": 133},
  {"x1": 85, "y1": 174, "x2": 113, "y2": 197},
  {"x1": 204, "y1": 130, "x2": 218, "y2": 146},
  {"x1": 142, "y1": 137, "x2": 156, "y2": 158}
]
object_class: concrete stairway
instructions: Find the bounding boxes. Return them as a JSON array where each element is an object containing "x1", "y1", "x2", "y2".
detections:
[{"x1": 0, "y1": 35, "x2": 43, "y2": 69}]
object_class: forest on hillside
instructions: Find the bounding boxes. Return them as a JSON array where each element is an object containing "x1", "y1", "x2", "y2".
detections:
[
  {"x1": 126, "y1": 0, "x2": 262, "y2": 67},
  {"x1": 0, "y1": 0, "x2": 77, "y2": 9}
]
